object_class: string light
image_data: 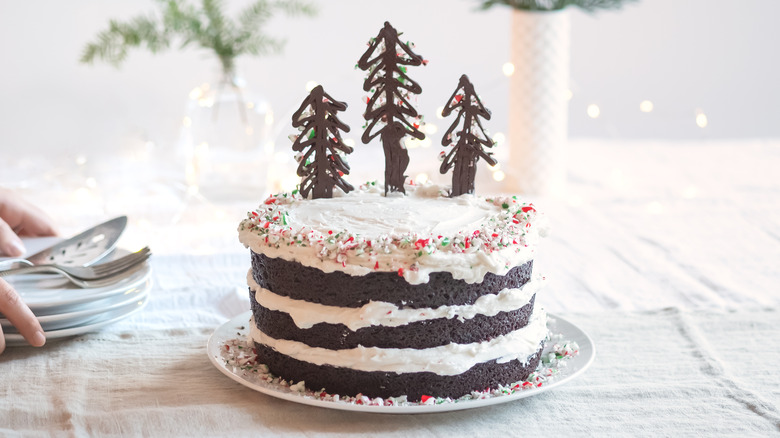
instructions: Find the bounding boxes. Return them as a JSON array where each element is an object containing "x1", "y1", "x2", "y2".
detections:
[
  {"x1": 422, "y1": 124, "x2": 438, "y2": 135},
  {"x1": 415, "y1": 173, "x2": 429, "y2": 184},
  {"x1": 435, "y1": 106, "x2": 445, "y2": 119},
  {"x1": 75, "y1": 155, "x2": 87, "y2": 166},
  {"x1": 343, "y1": 138, "x2": 356, "y2": 147},
  {"x1": 502, "y1": 62, "x2": 515, "y2": 77},
  {"x1": 695, "y1": 110, "x2": 708, "y2": 128},
  {"x1": 189, "y1": 87, "x2": 203, "y2": 100},
  {"x1": 305, "y1": 81, "x2": 318, "y2": 92},
  {"x1": 566, "y1": 97, "x2": 716, "y2": 132},
  {"x1": 492, "y1": 170, "x2": 506, "y2": 182},
  {"x1": 587, "y1": 104, "x2": 601, "y2": 119},
  {"x1": 198, "y1": 96, "x2": 214, "y2": 108},
  {"x1": 492, "y1": 132, "x2": 506, "y2": 145},
  {"x1": 182, "y1": 116, "x2": 192, "y2": 127},
  {"x1": 564, "y1": 89, "x2": 573, "y2": 101},
  {"x1": 184, "y1": 161, "x2": 198, "y2": 188}
]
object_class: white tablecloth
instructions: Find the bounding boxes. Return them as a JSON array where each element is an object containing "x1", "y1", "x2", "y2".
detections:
[{"x1": 1, "y1": 140, "x2": 779, "y2": 435}]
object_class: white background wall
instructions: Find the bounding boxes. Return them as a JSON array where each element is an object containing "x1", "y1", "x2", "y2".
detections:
[{"x1": 1, "y1": 0, "x2": 778, "y2": 161}]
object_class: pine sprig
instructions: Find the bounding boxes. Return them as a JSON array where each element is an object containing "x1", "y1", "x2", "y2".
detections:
[
  {"x1": 80, "y1": 16, "x2": 168, "y2": 67},
  {"x1": 478, "y1": 0, "x2": 637, "y2": 12},
  {"x1": 81, "y1": 0, "x2": 316, "y2": 75}
]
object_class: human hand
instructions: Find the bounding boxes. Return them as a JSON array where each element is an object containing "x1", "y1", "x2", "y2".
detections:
[
  {"x1": 0, "y1": 278, "x2": 46, "y2": 353},
  {"x1": 0, "y1": 188, "x2": 56, "y2": 353},
  {"x1": 0, "y1": 188, "x2": 58, "y2": 256}
]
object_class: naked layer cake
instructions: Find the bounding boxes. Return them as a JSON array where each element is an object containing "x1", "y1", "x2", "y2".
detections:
[{"x1": 237, "y1": 182, "x2": 548, "y2": 401}]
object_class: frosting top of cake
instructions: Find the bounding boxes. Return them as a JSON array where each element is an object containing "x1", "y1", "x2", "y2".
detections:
[{"x1": 238, "y1": 182, "x2": 547, "y2": 284}]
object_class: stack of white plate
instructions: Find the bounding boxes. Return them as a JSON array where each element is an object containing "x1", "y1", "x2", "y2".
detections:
[{"x1": 1, "y1": 262, "x2": 152, "y2": 346}]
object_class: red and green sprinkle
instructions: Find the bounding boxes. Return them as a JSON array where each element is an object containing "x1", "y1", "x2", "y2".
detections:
[
  {"x1": 238, "y1": 184, "x2": 543, "y2": 274},
  {"x1": 219, "y1": 332, "x2": 579, "y2": 408}
]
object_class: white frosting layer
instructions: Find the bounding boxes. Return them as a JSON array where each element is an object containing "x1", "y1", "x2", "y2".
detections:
[
  {"x1": 288, "y1": 192, "x2": 492, "y2": 237},
  {"x1": 238, "y1": 183, "x2": 547, "y2": 285},
  {"x1": 248, "y1": 270, "x2": 545, "y2": 331},
  {"x1": 249, "y1": 307, "x2": 548, "y2": 376}
]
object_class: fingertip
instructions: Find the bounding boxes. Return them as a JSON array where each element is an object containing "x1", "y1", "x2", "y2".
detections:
[
  {"x1": 11, "y1": 239, "x2": 26, "y2": 256},
  {"x1": 2, "y1": 239, "x2": 25, "y2": 257},
  {"x1": 37, "y1": 218, "x2": 59, "y2": 237},
  {"x1": 0, "y1": 217, "x2": 26, "y2": 256},
  {"x1": 31, "y1": 330, "x2": 46, "y2": 347}
]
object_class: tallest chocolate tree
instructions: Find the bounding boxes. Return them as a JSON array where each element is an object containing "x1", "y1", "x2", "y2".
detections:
[{"x1": 358, "y1": 21, "x2": 426, "y2": 195}]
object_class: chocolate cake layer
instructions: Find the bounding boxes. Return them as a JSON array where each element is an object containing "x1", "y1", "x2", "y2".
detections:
[
  {"x1": 250, "y1": 251, "x2": 533, "y2": 309},
  {"x1": 250, "y1": 290, "x2": 536, "y2": 350},
  {"x1": 253, "y1": 342, "x2": 544, "y2": 400}
]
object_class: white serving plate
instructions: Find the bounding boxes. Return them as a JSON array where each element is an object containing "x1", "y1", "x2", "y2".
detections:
[
  {"x1": 5, "y1": 262, "x2": 151, "y2": 315},
  {"x1": 3, "y1": 291, "x2": 150, "y2": 347},
  {"x1": 208, "y1": 311, "x2": 595, "y2": 414},
  {"x1": 1, "y1": 282, "x2": 151, "y2": 332}
]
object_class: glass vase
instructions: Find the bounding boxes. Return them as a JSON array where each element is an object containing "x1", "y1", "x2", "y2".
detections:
[{"x1": 179, "y1": 67, "x2": 275, "y2": 202}]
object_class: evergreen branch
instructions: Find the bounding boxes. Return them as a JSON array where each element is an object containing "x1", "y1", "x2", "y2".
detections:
[
  {"x1": 239, "y1": 0, "x2": 273, "y2": 30},
  {"x1": 80, "y1": 15, "x2": 168, "y2": 66},
  {"x1": 273, "y1": 0, "x2": 317, "y2": 17},
  {"x1": 81, "y1": 0, "x2": 316, "y2": 73},
  {"x1": 478, "y1": 0, "x2": 638, "y2": 12},
  {"x1": 160, "y1": 0, "x2": 196, "y2": 34},
  {"x1": 236, "y1": 34, "x2": 285, "y2": 57}
]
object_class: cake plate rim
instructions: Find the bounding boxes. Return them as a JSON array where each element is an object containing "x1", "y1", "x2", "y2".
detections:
[{"x1": 207, "y1": 310, "x2": 595, "y2": 414}]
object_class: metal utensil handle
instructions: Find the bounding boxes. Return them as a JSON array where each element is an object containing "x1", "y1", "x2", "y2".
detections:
[
  {"x1": 0, "y1": 259, "x2": 34, "y2": 270},
  {"x1": 0, "y1": 265, "x2": 62, "y2": 278}
]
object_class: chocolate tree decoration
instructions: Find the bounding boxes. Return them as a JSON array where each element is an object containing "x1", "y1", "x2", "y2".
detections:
[
  {"x1": 291, "y1": 85, "x2": 354, "y2": 199},
  {"x1": 358, "y1": 21, "x2": 426, "y2": 195},
  {"x1": 439, "y1": 75, "x2": 498, "y2": 197}
]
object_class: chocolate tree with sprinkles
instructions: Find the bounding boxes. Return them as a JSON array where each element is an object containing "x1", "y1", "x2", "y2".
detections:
[
  {"x1": 357, "y1": 21, "x2": 426, "y2": 195},
  {"x1": 439, "y1": 75, "x2": 498, "y2": 196},
  {"x1": 290, "y1": 85, "x2": 354, "y2": 199}
]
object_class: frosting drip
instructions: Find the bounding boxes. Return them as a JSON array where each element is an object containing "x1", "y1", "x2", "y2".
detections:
[{"x1": 249, "y1": 307, "x2": 548, "y2": 376}]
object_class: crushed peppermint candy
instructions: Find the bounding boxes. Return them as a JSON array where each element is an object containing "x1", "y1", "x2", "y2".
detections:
[
  {"x1": 238, "y1": 182, "x2": 545, "y2": 276},
  {"x1": 217, "y1": 330, "x2": 578, "y2": 408}
]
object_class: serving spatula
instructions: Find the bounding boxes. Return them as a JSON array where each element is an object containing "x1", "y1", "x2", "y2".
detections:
[{"x1": 0, "y1": 216, "x2": 127, "y2": 269}]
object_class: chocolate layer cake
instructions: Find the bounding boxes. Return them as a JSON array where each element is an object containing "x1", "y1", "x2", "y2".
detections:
[{"x1": 238, "y1": 183, "x2": 548, "y2": 401}]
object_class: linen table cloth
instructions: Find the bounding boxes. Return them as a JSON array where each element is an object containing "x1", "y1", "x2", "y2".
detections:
[{"x1": 1, "y1": 140, "x2": 779, "y2": 436}]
